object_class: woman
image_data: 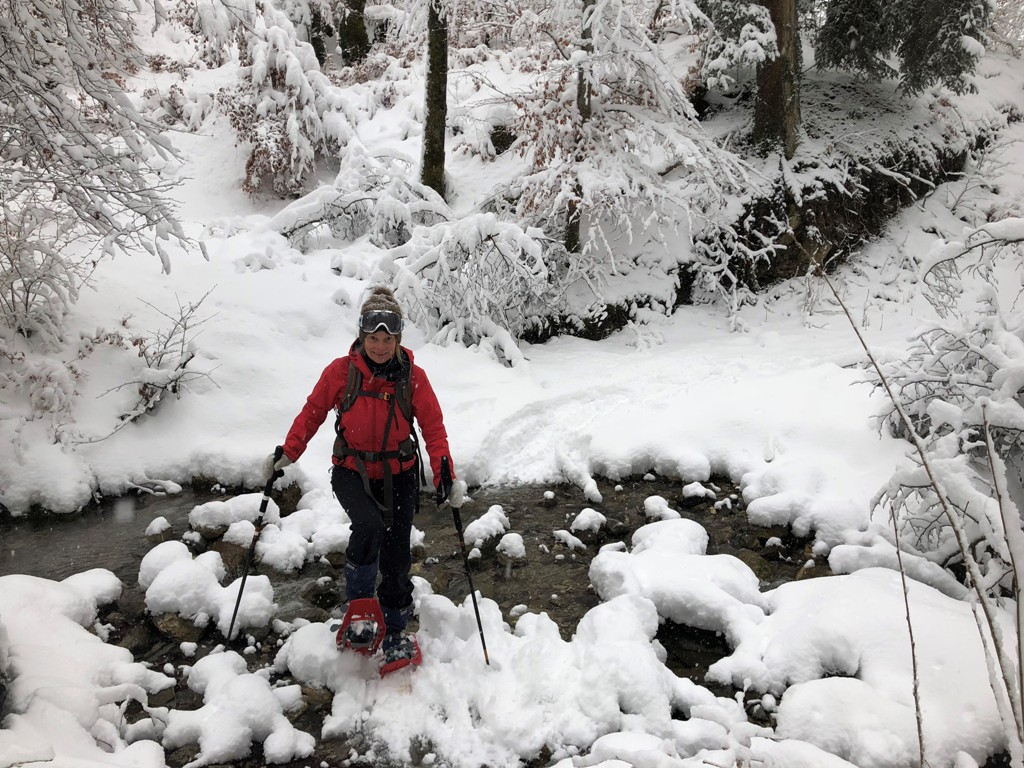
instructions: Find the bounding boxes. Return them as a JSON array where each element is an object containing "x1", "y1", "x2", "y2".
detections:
[{"x1": 269, "y1": 286, "x2": 455, "y2": 668}]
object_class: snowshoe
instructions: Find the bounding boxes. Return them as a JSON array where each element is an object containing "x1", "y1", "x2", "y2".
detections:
[
  {"x1": 379, "y1": 633, "x2": 422, "y2": 677},
  {"x1": 335, "y1": 598, "x2": 386, "y2": 655}
]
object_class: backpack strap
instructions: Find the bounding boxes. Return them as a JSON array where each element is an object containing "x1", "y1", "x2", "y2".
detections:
[
  {"x1": 339, "y1": 360, "x2": 362, "y2": 413},
  {"x1": 331, "y1": 358, "x2": 421, "y2": 520},
  {"x1": 394, "y1": 374, "x2": 427, "y2": 488}
]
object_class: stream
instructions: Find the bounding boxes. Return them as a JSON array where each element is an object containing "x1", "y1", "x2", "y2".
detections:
[{"x1": 0, "y1": 475, "x2": 823, "y2": 693}]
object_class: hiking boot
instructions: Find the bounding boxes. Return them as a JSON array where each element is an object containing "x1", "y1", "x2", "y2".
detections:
[{"x1": 380, "y1": 633, "x2": 422, "y2": 675}]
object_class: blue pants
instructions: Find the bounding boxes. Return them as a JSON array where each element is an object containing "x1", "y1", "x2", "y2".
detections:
[{"x1": 331, "y1": 465, "x2": 417, "y2": 633}]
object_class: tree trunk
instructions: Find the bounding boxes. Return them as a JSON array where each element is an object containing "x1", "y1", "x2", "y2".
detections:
[
  {"x1": 753, "y1": 0, "x2": 800, "y2": 159},
  {"x1": 336, "y1": 0, "x2": 370, "y2": 64},
  {"x1": 566, "y1": 0, "x2": 595, "y2": 254},
  {"x1": 309, "y1": 8, "x2": 330, "y2": 66},
  {"x1": 420, "y1": 0, "x2": 449, "y2": 198}
]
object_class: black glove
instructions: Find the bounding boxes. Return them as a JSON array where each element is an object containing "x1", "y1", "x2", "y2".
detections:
[{"x1": 436, "y1": 456, "x2": 454, "y2": 505}]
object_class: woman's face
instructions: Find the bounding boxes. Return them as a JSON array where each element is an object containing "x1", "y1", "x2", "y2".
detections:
[{"x1": 364, "y1": 330, "x2": 398, "y2": 364}]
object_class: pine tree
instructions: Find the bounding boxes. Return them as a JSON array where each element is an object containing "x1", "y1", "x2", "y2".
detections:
[
  {"x1": 816, "y1": 0, "x2": 993, "y2": 94},
  {"x1": 218, "y1": 0, "x2": 337, "y2": 197},
  {"x1": 695, "y1": 0, "x2": 778, "y2": 93},
  {"x1": 336, "y1": 0, "x2": 372, "y2": 62}
]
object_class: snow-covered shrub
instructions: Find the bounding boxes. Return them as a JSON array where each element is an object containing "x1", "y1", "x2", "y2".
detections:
[
  {"x1": 166, "y1": 0, "x2": 258, "y2": 67},
  {"x1": 450, "y1": 104, "x2": 520, "y2": 161},
  {"x1": 153, "y1": 84, "x2": 218, "y2": 132},
  {"x1": 59, "y1": 292, "x2": 215, "y2": 446},
  {"x1": 272, "y1": 145, "x2": 450, "y2": 248},
  {"x1": 114, "y1": 292, "x2": 216, "y2": 428},
  {"x1": 22, "y1": 360, "x2": 80, "y2": 418},
  {"x1": 689, "y1": 198, "x2": 789, "y2": 322},
  {"x1": 873, "y1": 227, "x2": 1024, "y2": 594},
  {"x1": 384, "y1": 213, "x2": 567, "y2": 361},
  {"x1": 219, "y1": 1, "x2": 335, "y2": 197},
  {"x1": 0, "y1": 190, "x2": 95, "y2": 348}
]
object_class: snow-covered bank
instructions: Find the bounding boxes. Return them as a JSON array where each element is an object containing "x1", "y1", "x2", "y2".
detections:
[
  {"x1": 1, "y1": 201, "x2": 914, "y2": 530},
  {"x1": 0, "y1": 501, "x2": 1009, "y2": 768}
]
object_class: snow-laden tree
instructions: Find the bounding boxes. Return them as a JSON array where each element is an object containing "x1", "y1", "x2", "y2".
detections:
[
  {"x1": 874, "y1": 225, "x2": 1024, "y2": 592},
  {"x1": 992, "y1": 0, "x2": 1024, "y2": 49},
  {"x1": 866, "y1": 226, "x2": 1024, "y2": 764},
  {"x1": 384, "y1": 213, "x2": 567, "y2": 365},
  {"x1": 270, "y1": 144, "x2": 451, "y2": 249},
  {"x1": 816, "y1": 0, "x2": 993, "y2": 94},
  {"x1": 271, "y1": 0, "x2": 751, "y2": 347},
  {"x1": 334, "y1": 0, "x2": 372, "y2": 63},
  {"x1": 693, "y1": 0, "x2": 777, "y2": 94},
  {"x1": 483, "y1": 0, "x2": 744, "y2": 289},
  {"x1": 0, "y1": 188, "x2": 94, "y2": 347},
  {"x1": 218, "y1": 0, "x2": 354, "y2": 196},
  {"x1": 0, "y1": 0, "x2": 189, "y2": 344}
]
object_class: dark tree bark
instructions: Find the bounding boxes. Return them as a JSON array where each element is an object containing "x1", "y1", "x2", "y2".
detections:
[
  {"x1": 753, "y1": 0, "x2": 800, "y2": 159},
  {"x1": 420, "y1": 0, "x2": 449, "y2": 198},
  {"x1": 565, "y1": 0, "x2": 595, "y2": 254},
  {"x1": 309, "y1": 8, "x2": 330, "y2": 65},
  {"x1": 336, "y1": 0, "x2": 370, "y2": 64}
]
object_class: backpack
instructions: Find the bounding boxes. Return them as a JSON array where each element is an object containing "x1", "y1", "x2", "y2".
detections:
[{"x1": 331, "y1": 358, "x2": 425, "y2": 518}]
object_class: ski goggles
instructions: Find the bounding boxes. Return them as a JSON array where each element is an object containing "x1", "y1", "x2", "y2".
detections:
[{"x1": 359, "y1": 310, "x2": 404, "y2": 335}]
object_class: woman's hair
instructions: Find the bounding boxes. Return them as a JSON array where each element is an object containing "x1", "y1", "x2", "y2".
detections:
[{"x1": 358, "y1": 286, "x2": 405, "y2": 362}]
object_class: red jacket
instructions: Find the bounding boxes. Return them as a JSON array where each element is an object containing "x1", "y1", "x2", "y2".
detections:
[{"x1": 282, "y1": 343, "x2": 454, "y2": 486}]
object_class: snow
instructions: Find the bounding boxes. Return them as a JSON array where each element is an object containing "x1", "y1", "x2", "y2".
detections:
[
  {"x1": 1, "y1": 10, "x2": 1023, "y2": 768},
  {"x1": 570, "y1": 507, "x2": 607, "y2": 533}
]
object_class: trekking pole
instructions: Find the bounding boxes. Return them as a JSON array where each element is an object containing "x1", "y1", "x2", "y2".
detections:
[
  {"x1": 227, "y1": 446, "x2": 284, "y2": 642},
  {"x1": 440, "y1": 457, "x2": 490, "y2": 666}
]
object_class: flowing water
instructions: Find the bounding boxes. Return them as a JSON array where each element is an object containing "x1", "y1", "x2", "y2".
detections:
[{"x1": 0, "y1": 493, "x2": 213, "y2": 584}]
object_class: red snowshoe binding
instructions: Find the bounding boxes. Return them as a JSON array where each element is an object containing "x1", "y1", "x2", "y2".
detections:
[
  {"x1": 335, "y1": 598, "x2": 386, "y2": 655},
  {"x1": 379, "y1": 634, "x2": 422, "y2": 677}
]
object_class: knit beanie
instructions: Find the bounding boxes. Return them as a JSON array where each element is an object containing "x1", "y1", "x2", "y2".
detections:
[{"x1": 358, "y1": 285, "x2": 404, "y2": 347}]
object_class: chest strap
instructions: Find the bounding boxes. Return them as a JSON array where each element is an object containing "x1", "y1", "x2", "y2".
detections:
[{"x1": 333, "y1": 393, "x2": 414, "y2": 525}]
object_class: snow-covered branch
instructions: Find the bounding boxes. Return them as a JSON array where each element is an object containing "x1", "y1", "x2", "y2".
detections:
[{"x1": 0, "y1": 0, "x2": 190, "y2": 273}]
